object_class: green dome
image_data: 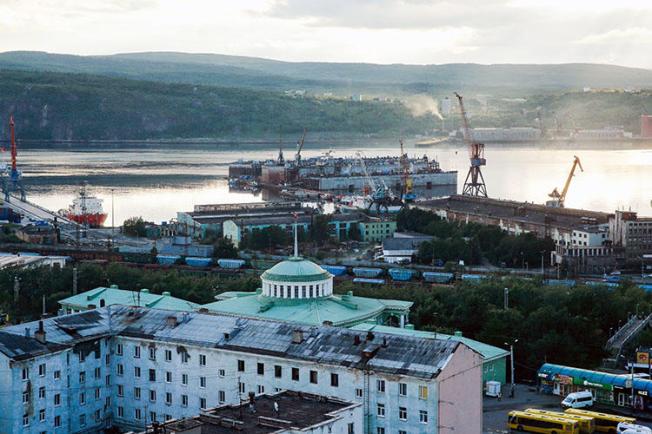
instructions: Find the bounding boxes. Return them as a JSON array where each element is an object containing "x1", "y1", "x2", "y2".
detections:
[{"x1": 261, "y1": 257, "x2": 332, "y2": 282}]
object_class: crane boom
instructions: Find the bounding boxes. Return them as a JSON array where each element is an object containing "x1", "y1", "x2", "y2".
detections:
[
  {"x1": 547, "y1": 155, "x2": 583, "y2": 208},
  {"x1": 295, "y1": 128, "x2": 307, "y2": 165}
]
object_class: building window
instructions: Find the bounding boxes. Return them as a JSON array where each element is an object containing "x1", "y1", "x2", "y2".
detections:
[
  {"x1": 80, "y1": 414, "x2": 86, "y2": 427},
  {"x1": 399, "y1": 431, "x2": 407, "y2": 434},
  {"x1": 165, "y1": 349, "x2": 172, "y2": 361},
  {"x1": 54, "y1": 370, "x2": 61, "y2": 380},
  {"x1": 275, "y1": 365, "x2": 282, "y2": 378},
  {"x1": 150, "y1": 412, "x2": 157, "y2": 423},
  {"x1": 181, "y1": 352, "x2": 189, "y2": 363},
  {"x1": 79, "y1": 371, "x2": 86, "y2": 383},
  {"x1": 199, "y1": 354, "x2": 207, "y2": 366},
  {"x1": 200, "y1": 376, "x2": 206, "y2": 388},
  {"x1": 348, "y1": 422, "x2": 355, "y2": 434},
  {"x1": 165, "y1": 371, "x2": 172, "y2": 383},
  {"x1": 292, "y1": 367, "x2": 300, "y2": 381},
  {"x1": 355, "y1": 388, "x2": 363, "y2": 398},
  {"x1": 239, "y1": 382, "x2": 245, "y2": 393},
  {"x1": 257, "y1": 362, "x2": 265, "y2": 375},
  {"x1": 149, "y1": 369, "x2": 156, "y2": 382},
  {"x1": 399, "y1": 382, "x2": 407, "y2": 396},
  {"x1": 377, "y1": 403, "x2": 385, "y2": 417},
  {"x1": 22, "y1": 414, "x2": 29, "y2": 427},
  {"x1": 22, "y1": 367, "x2": 29, "y2": 380},
  {"x1": 399, "y1": 407, "x2": 407, "y2": 421},
  {"x1": 331, "y1": 373, "x2": 339, "y2": 387},
  {"x1": 116, "y1": 343, "x2": 123, "y2": 355},
  {"x1": 377, "y1": 428, "x2": 385, "y2": 434},
  {"x1": 419, "y1": 385, "x2": 428, "y2": 400},
  {"x1": 134, "y1": 367, "x2": 141, "y2": 378},
  {"x1": 39, "y1": 409, "x2": 45, "y2": 422},
  {"x1": 377, "y1": 379, "x2": 385, "y2": 392},
  {"x1": 95, "y1": 388, "x2": 101, "y2": 400},
  {"x1": 219, "y1": 390, "x2": 226, "y2": 403},
  {"x1": 310, "y1": 370, "x2": 318, "y2": 384},
  {"x1": 135, "y1": 408, "x2": 142, "y2": 420},
  {"x1": 38, "y1": 363, "x2": 46, "y2": 377},
  {"x1": 134, "y1": 345, "x2": 140, "y2": 358},
  {"x1": 134, "y1": 387, "x2": 141, "y2": 400},
  {"x1": 117, "y1": 363, "x2": 124, "y2": 376},
  {"x1": 258, "y1": 385, "x2": 265, "y2": 394},
  {"x1": 238, "y1": 360, "x2": 245, "y2": 372},
  {"x1": 38, "y1": 387, "x2": 45, "y2": 399},
  {"x1": 54, "y1": 415, "x2": 61, "y2": 427},
  {"x1": 181, "y1": 395, "x2": 188, "y2": 407},
  {"x1": 420, "y1": 410, "x2": 429, "y2": 424},
  {"x1": 219, "y1": 369, "x2": 225, "y2": 377},
  {"x1": 200, "y1": 397, "x2": 207, "y2": 409},
  {"x1": 117, "y1": 385, "x2": 124, "y2": 397},
  {"x1": 182, "y1": 373, "x2": 188, "y2": 385},
  {"x1": 149, "y1": 390, "x2": 156, "y2": 402},
  {"x1": 149, "y1": 347, "x2": 156, "y2": 361},
  {"x1": 117, "y1": 406, "x2": 124, "y2": 418},
  {"x1": 22, "y1": 391, "x2": 29, "y2": 404},
  {"x1": 166, "y1": 392, "x2": 172, "y2": 405},
  {"x1": 79, "y1": 392, "x2": 86, "y2": 405}
]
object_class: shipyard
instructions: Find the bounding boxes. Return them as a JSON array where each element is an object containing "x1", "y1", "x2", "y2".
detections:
[{"x1": 1, "y1": 2, "x2": 652, "y2": 434}]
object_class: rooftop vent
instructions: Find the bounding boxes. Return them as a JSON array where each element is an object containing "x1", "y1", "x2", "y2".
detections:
[
  {"x1": 322, "y1": 320, "x2": 333, "y2": 327},
  {"x1": 140, "y1": 288, "x2": 150, "y2": 293},
  {"x1": 35, "y1": 320, "x2": 46, "y2": 344},
  {"x1": 166, "y1": 316, "x2": 178, "y2": 327},
  {"x1": 162, "y1": 291, "x2": 171, "y2": 296},
  {"x1": 292, "y1": 330, "x2": 304, "y2": 344},
  {"x1": 366, "y1": 331, "x2": 375, "y2": 341}
]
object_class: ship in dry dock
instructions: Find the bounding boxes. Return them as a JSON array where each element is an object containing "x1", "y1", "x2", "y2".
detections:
[{"x1": 228, "y1": 146, "x2": 457, "y2": 196}]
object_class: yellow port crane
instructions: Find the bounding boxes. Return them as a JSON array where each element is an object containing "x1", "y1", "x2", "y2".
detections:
[{"x1": 547, "y1": 155, "x2": 583, "y2": 208}]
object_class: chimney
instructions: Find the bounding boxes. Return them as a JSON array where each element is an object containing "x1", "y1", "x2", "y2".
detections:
[
  {"x1": 292, "y1": 330, "x2": 304, "y2": 344},
  {"x1": 382, "y1": 337, "x2": 388, "y2": 348},
  {"x1": 322, "y1": 320, "x2": 333, "y2": 327},
  {"x1": 366, "y1": 331, "x2": 375, "y2": 341},
  {"x1": 166, "y1": 316, "x2": 178, "y2": 327},
  {"x1": 353, "y1": 335, "x2": 361, "y2": 345},
  {"x1": 24, "y1": 327, "x2": 30, "y2": 338},
  {"x1": 35, "y1": 321, "x2": 46, "y2": 344}
]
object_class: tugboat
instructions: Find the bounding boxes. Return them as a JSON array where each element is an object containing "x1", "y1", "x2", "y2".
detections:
[{"x1": 63, "y1": 184, "x2": 107, "y2": 228}]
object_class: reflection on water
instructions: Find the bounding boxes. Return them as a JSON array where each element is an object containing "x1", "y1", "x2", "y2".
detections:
[{"x1": 12, "y1": 141, "x2": 652, "y2": 225}]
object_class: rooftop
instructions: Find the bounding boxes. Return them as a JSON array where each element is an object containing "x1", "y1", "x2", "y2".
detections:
[
  {"x1": 0, "y1": 306, "x2": 454, "y2": 378},
  {"x1": 156, "y1": 391, "x2": 356, "y2": 434},
  {"x1": 383, "y1": 237, "x2": 431, "y2": 251},
  {"x1": 59, "y1": 286, "x2": 199, "y2": 312},
  {"x1": 261, "y1": 257, "x2": 331, "y2": 283},
  {"x1": 202, "y1": 291, "x2": 412, "y2": 327},
  {"x1": 420, "y1": 195, "x2": 611, "y2": 230},
  {"x1": 349, "y1": 324, "x2": 509, "y2": 362}
]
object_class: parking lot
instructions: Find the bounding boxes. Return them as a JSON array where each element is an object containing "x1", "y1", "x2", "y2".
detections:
[{"x1": 483, "y1": 384, "x2": 652, "y2": 433}]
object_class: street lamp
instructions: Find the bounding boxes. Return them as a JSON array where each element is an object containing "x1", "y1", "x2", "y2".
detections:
[{"x1": 505, "y1": 339, "x2": 518, "y2": 389}]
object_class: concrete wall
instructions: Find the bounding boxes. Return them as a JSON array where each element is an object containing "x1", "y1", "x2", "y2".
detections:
[{"x1": 438, "y1": 344, "x2": 483, "y2": 434}]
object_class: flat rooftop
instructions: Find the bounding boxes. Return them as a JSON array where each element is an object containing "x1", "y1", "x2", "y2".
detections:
[
  {"x1": 420, "y1": 195, "x2": 611, "y2": 230},
  {"x1": 155, "y1": 391, "x2": 354, "y2": 434}
]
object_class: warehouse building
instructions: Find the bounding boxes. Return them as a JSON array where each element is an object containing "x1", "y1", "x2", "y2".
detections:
[{"x1": 0, "y1": 306, "x2": 483, "y2": 434}]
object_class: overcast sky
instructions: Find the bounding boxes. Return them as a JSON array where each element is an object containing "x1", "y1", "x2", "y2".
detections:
[{"x1": 1, "y1": 0, "x2": 651, "y2": 68}]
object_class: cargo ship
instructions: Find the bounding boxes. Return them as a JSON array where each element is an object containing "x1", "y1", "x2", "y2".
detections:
[
  {"x1": 229, "y1": 148, "x2": 457, "y2": 195},
  {"x1": 62, "y1": 185, "x2": 107, "y2": 228}
]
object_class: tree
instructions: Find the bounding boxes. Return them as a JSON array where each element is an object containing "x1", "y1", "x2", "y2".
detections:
[
  {"x1": 213, "y1": 237, "x2": 238, "y2": 259},
  {"x1": 309, "y1": 215, "x2": 331, "y2": 245},
  {"x1": 122, "y1": 217, "x2": 147, "y2": 237}
]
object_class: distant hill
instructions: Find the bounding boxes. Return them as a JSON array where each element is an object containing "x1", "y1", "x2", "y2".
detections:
[
  {"x1": 2, "y1": 51, "x2": 652, "y2": 95},
  {"x1": 0, "y1": 69, "x2": 436, "y2": 141}
]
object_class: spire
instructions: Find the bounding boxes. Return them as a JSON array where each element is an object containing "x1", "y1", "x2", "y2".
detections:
[{"x1": 293, "y1": 212, "x2": 299, "y2": 258}]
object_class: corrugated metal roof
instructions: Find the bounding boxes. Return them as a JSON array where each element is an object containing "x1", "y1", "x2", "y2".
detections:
[
  {"x1": 0, "y1": 306, "x2": 457, "y2": 378},
  {"x1": 59, "y1": 287, "x2": 199, "y2": 312}
]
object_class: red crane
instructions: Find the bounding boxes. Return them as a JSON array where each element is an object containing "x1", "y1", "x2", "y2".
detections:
[
  {"x1": 454, "y1": 92, "x2": 487, "y2": 197},
  {"x1": 9, "y1": 115, "x2": 17, "y2": 172}
]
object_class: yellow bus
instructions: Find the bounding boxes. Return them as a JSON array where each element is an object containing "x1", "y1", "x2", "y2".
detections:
[
  {"x1": 508, "y1": 410, "x2": 580, "y2": 434},
  {"x1": 525, "y1": 408, "x2": 595, "y2": 434},
  {"x1": 564, "y1": 409, "x2": 636, "y2": 433}
]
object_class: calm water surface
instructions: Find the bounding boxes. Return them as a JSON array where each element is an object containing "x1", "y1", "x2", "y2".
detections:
[{"x1": 12, "y1": 140, "x2": 652, "y2": 225}]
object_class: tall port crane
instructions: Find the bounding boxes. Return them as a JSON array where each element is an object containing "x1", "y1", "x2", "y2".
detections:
[
  {"x1": 399, "y1": 139, "x2": 415, "y2": 201},
  {"x1": 547, "y1": 155, "x2": 583, "y2": 208},
  {"x1": 295, "y1": 128, "x2": 307, "y2": 166},
  {"x1": 2, "y1": 116, "x2": 26, "y2": 202},
  {"x1": 455, "y1": 92, "x2": 487, "y2": 197}
]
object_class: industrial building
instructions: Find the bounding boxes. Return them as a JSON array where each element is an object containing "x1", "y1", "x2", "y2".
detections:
[
  {"x1": 0, "y1": 253, "x2": 68, "y2": 270},
  {"x1": 381, "y1": 232, "x2": 433, "y2": 264},
  {"x1": 137, "y1": 391, "x2": 362, "y2": 434},
  {"x1": 609, "y1": 210, "x2": 652, "y2": 261},
  {"x1": 0, "y1": 305, "x2": 484, "y2": 434}
]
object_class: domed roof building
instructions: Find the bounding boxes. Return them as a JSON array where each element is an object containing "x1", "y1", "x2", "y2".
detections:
[{"x1": 202, "y1": 229, "x2": 412, "y2": 328}]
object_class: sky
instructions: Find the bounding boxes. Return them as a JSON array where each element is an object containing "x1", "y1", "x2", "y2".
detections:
[{"x1": 1, "y1": 0, "x2": 652, "y2": 68}]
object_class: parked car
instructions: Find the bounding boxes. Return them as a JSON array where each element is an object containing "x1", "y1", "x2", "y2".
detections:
[{"x1": 617, "y1": 422, "x2": 652, "y2": 434}]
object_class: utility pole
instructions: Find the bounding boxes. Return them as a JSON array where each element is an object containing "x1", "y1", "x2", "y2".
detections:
[
  {"x1": 13, "y1": 276, "x2": 19, "y2": 303},
  {"x1": 73, "y1": 267, "x2": 78, "y2": 295},
  {"x1": 540, "y1": 250, "x2": 545, "y2": 277},
  {"x1": 505, "y1": 339, "x2": 518, "y2": 396},
  {"x1": 504, "y1": 287, "x2": 509, "y2": 310},
  {"x1": 111, "y1": 188, "x2": 115, "y2": 240}
]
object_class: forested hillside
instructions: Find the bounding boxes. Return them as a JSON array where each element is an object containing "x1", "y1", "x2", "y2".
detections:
[{"x1": 0, "y1": 69, "x2": 436, "y2": 141}]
